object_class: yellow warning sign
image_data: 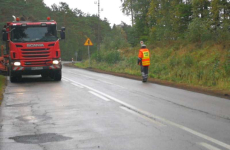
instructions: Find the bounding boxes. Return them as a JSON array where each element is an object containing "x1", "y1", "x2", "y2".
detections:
[{"x1": 84, "y1": 38, "x2": 93, "y2": 46}]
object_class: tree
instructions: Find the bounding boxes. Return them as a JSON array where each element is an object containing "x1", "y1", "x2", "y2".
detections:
[
  {"x1": 192, "y1": 0, "x2": 210, "y2": 19},
  {"x1": 120, "y1": 0, "x2": 136, "y2": 26}
]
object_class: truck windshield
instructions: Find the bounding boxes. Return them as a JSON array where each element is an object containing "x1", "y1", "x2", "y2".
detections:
[{"x1": 11, "y1": 25, "x2": 58, "y2": 42}]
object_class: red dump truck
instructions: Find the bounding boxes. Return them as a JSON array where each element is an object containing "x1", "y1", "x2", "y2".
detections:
[{"x1": 1, "y1": 17, "x2": 65, "y2": 82}]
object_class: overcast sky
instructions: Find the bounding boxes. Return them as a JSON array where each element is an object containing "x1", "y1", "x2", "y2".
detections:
[{"x1": 43, "y1": 0, "x2": 131, "y2": 26}]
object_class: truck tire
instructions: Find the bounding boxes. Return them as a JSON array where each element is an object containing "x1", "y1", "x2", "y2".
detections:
[
  {"x1": 10, "y1": 76, "x2": 17, "y2": 83},
  {"x1": 9, "y1": 69, "x2": 21, "y2": 83},
  {"x1": 54, "y1": 70, "x2": 62, "y2": 81},
  {"x1": 9, "y1": 69, "x2": 17, "y2": 83},
  {"x1": 10, "y1": 71, "x2": 17, "y2": 83}
]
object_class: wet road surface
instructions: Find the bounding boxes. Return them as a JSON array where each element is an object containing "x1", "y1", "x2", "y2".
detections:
[{"x1": 1, "y1": 64, "x2": 230, "y2": 150}]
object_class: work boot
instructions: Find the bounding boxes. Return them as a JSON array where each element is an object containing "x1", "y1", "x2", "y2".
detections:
[{"x1": 142, "y1": 78, "x2": 147, "y2": 82}]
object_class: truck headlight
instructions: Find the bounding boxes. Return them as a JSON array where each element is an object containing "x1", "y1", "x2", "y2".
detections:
[
  {"x1": 53, "y1": 60, "x2": 59, "y2": 65},
  {"x1": 14, "y1": 62, "x2": 21, "y2": 66}
]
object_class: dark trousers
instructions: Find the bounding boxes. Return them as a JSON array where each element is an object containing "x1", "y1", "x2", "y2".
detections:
[{"x1": 140, "y1": 66, "x2": 149, "y2": 79}]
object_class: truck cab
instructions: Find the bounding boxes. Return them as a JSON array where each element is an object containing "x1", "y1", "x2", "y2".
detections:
[{"x1": 2, "y1": 17, "x2": 65, "y2": 82}]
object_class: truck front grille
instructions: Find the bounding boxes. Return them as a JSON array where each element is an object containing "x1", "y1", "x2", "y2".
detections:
[
  {"x1": 21, "y1": 48, "x2": 50, "y2": 58},
  {"x1": 24, "y1": 60, "x2": 52, "y2": 66}
]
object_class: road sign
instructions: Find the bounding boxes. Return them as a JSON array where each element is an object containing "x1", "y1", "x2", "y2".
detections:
[
  {"x1": 84, "y1": 38, "x2": 93, "y2": 46},
  {"x1": 84, "y1": 38, "x2": 93, "y2": 67}
]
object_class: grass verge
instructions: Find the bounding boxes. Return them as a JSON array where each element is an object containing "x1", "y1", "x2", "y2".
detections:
[
  {"x1": 0, "y1": 75, "x2": 7, "y2": 105},
  {"x1": 75, "y1": 42, "x2": 230, "y2": 92}
]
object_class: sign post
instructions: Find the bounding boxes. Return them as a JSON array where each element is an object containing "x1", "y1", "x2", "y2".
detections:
[
  {"x1": 88, "y1": 46, "x2": 90, "y2": 66},
  {"x1": 84, "y1": 38, "x2": 93, "y2": 67}
]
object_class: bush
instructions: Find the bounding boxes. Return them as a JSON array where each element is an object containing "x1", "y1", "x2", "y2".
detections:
[
  {"x1": 125, "y1": 56, "x2": 138, "y2": 68},
  {"x1": 215, "y1": 21, "x2": 230, "y2": 42},
  {"x1": 186, "y1": 18, "x2": 212, "y2": 43},
  {"x1": 91, "y1": 52, "x2": 103, "y2": 62},
  {"x1": 103, "y1": 51, "x2": 121, "y2": 64}
]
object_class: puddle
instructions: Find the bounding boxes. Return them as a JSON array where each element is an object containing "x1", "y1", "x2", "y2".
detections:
[
  {"x1": 16, "y1": 115, "x2": 51, "y2": 123},
  {"x1": 9, "y1": 133, "x2": 72, "y2": 144}
]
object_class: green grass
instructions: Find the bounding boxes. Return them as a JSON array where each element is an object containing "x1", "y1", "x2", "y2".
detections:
[{"x1": 0, "y1": 75, "x2": 6, "y2": 105}]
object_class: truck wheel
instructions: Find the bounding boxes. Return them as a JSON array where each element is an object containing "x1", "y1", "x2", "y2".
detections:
[
  {"x1": 11, "y1": 75, "x2": 22, "y2": 82},
  {"x1": 9, "y1": 69, "x2": 17, "y2": 83},
  {"x1": 9, "y1": 69, "x2": 22, "y2": 83},
  {"x1": 54, "y1": 70, "x2": 62, "y2": 81},
  {"x1": 10, "y1": 76, "x2": 17, "y2": 83}
]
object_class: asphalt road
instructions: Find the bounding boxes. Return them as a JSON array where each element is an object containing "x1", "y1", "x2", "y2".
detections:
[{"x1": 0, "y1": 63, "x2": 230, "y2": 150}]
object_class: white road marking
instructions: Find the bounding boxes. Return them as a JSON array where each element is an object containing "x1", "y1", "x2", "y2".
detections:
[
  {"x1": 63, "y1": 76, "x2": 230, "y2": 150},
  {"x1": 199, "y1": 143, "x2": 222, "y2": 150},
  {"x1": 67, "y1": 71, "x2": 126, "y2": 89},
  {"x1": 120, "y1": 106, "x2": 165, "y2": 127},
  {"x1": 67, "y1": 71, "x2": 95, "y2": 80},
  {"x1": 89, "y1": 91, "x2": 110, "y2": 102},
  {"x1": 71, "y1": 83, "x2": 84, "y2": 89}
]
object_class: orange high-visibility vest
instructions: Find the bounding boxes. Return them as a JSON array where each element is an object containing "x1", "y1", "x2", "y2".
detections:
[{"x1": 138, "y1": 48, "x2": 150, "y2": 66}]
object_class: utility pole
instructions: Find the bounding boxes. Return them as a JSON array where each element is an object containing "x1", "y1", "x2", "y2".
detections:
[
  {"x1": 94, "y1": 0, "x2": 101, "y2": 57},
  {"x1": 97, "y1": 0, "x2": 100, "y2": 54}
]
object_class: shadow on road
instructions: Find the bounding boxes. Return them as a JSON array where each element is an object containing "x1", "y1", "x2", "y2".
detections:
[{"x1": 11, "y1": 76, "x2": 61, "y2": 84}]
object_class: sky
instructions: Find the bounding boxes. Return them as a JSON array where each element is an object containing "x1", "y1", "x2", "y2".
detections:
[{"x1": 43, "y1": 0, "x2": 132, "y2": 26}]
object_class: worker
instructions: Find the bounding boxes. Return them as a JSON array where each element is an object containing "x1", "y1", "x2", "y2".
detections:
[{"x1": 138, "y1": 43, "x2": 150, "y2": 82}]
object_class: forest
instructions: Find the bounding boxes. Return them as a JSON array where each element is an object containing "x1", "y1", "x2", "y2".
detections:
[
  {"x1": 121, "y1": 0, "x2": 230, "y2": 43},
  {"x1": 1, "y1": 0, "x2": 229, "y2": 58},
  {"x1": 0, "y1": 0, "x2": 230, "y2": 91}
]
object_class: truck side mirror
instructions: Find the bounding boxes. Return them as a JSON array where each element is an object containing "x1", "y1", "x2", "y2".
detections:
[
  {"x1": 60, "y1": 27, "x2": 65, "y2": 40},
  {"x1": 2, "y1": 29, "x2": 7, "y2": 41}
]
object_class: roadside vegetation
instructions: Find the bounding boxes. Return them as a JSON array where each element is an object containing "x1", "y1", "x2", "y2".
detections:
[
  {"x1": 76, "y1": 41, "x2": 230, "y2": 91},
  {"x1": 0, "y1": 75, "x2": 6, "y2": 105},
  {"x1": 74, "y1": 0, "x2": 230, "y2": 92}
]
